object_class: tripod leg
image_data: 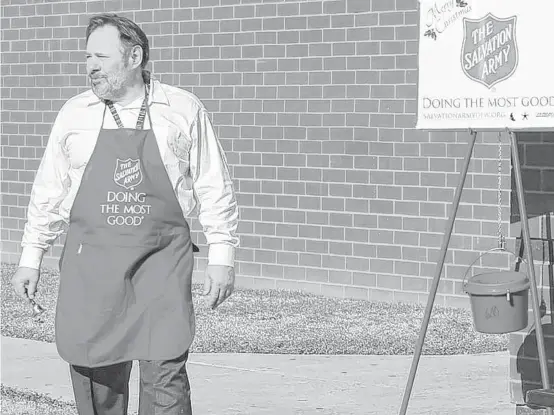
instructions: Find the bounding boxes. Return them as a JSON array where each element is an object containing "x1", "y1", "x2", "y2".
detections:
[
  {"x1": 398, "y1": 130, "x2": 478, "y2": 415},
  {"x1": 509, "y1": 131, "x2": 553, "y2": 415}
]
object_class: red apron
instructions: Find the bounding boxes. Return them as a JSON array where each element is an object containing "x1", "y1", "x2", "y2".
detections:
[{"x1": 56, "y1": 86, "x2": 195, "y2": 368}]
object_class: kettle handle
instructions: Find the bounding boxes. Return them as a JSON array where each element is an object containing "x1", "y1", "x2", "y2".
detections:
[{"x1": 461, "y1": 247, "x2": 525, "y2": 291}]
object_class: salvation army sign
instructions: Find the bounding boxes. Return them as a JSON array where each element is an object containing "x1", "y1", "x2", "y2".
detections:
[
  {"x1": 461, "y1": 14, "x2": 518, "y2": 89},
  {"x1": 417, "y1": 0, "x2": 554, "y2": 130}
]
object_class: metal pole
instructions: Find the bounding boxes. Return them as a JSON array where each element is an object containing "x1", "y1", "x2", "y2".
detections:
[
  {"x1": 509, "y1": 130, "x2": 553, "y2": 415},
  {"x1": 398, "y1": 130, "x2": 478, "y2": 415}
]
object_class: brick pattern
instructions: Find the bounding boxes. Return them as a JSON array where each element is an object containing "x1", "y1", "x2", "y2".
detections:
[{"x1": 1, "y1": 0, "x2": 514, "y2": 307}]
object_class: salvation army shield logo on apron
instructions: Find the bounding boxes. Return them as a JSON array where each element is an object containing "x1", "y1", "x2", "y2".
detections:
[
  {"x1": 114, "y1": 158, "x2": 143, "y2": 190},
  {"x1": 461, "y1": 13, "x2": 518, "y2": 89}
]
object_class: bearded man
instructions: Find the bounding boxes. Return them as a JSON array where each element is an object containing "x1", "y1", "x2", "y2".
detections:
[{"x1": 11, "y1": 13, "x2": 239, "y2": 415}]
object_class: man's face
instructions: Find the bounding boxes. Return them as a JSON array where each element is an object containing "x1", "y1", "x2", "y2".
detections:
[{"x1": 86, "y1": 25, "x2": 133, "y2": 101}]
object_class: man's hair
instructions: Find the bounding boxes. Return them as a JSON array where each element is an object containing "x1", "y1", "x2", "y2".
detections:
[{"x1": 86, "y1": 13, "x2": 150, "y2": 69}]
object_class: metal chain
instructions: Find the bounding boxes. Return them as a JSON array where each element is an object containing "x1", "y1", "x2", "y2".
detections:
[
  {"x1": 497, "y1": 131, "x2": 505, "y2": 249},
  {"x1": 541, "y1": 213, "x2": 545, "y2": 301}
]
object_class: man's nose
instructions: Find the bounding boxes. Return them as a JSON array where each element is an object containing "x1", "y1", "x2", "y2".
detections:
[{"x1": 86, "y1": 58, "x2": 101, "y2": 74}]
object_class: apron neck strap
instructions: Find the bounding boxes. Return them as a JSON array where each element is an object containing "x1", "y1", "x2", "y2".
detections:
[
  {"x1": 135, "y1": 82, "x2": 150, "y2": 130},
  {"x1": 104, "y1": 81, "x2": 151, "y2": 130}
]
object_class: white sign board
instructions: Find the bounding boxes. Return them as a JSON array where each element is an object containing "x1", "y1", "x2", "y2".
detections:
[{"x1": 417, "y1": 0, "x2": 554, "y2": 130}]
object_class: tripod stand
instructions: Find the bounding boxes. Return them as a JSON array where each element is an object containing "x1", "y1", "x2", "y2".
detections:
[{"x1": 398, "y1": 129, "x2": 552, "y2": 415}]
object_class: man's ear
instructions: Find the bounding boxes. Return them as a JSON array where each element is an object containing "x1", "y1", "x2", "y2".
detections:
[{"x1": 128, "y1": 45, "x2": 143, "y2": 70}]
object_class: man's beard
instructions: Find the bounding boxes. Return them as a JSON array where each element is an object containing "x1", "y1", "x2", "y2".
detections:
[{"x1": 90, "y1": 71, "x2": 129, "y2": 101}]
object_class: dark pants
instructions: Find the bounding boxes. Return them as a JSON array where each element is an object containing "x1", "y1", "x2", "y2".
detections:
[{"x1": 70, "y1": 351, "x2": 192, "y2": 415}]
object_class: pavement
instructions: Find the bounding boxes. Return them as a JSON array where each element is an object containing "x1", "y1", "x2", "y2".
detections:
[{"x1": 0, "y1": 336, "x2": 516, "y2": 415}]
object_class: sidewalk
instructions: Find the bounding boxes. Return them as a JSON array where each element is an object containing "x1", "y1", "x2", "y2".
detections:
[{"x1": 1, "y1": 336, "x2": 514, "y2": 415}]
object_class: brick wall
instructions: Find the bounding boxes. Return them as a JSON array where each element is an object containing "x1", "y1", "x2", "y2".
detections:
[{"x1": 1, "y1": 0, "x2": 517, "y2": 309}]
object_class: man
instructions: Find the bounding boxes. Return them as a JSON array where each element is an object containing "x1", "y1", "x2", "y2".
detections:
[{"x1": 11, "y1": 13, "x2": 239, "y2": 415}]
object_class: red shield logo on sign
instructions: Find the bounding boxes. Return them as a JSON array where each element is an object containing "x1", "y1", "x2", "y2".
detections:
[
  {"x1": 113, "y1": 158, "x2": 143, "y2": 190},
  {"x1": 461, "y1": 13, "x2": 518, "y2": 89}
]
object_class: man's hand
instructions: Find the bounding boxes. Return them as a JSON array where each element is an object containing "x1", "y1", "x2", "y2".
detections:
[
  {"x1": 203, "y1": 265, "x2": 235, "y2": 310},
  {"x1": 11, "y1": 266, "x2": 41, "y2": 302}
]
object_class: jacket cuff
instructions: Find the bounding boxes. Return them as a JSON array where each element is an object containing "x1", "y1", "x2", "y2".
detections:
[
  {"x1": 19, "y1": 246, "x2": 45, "y2": 270},
  {"x1": 207, "y1": 243, "x2": 235, "y2": 268}
]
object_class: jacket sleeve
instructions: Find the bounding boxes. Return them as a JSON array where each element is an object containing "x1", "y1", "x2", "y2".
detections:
[
  {"x1": 19, "y1": 108, "x2": 71, "y2": 270},
  {"x1": 189, "y1": 108, "x2": 239, "y2": 268}
]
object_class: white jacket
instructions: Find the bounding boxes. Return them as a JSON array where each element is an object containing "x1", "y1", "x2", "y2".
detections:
[{"x1": 19, "y1": 78, "x2": 239, "y2": 269}]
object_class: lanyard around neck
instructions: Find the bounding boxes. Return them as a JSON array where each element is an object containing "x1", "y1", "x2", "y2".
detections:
[{"x1": 105, "y1": 82, "x2": 151, "y2": 130}]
